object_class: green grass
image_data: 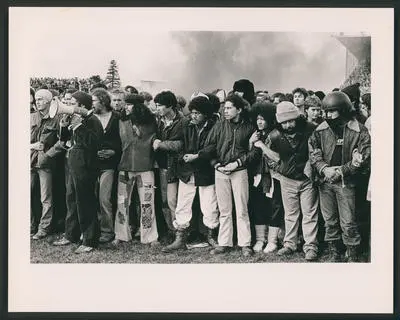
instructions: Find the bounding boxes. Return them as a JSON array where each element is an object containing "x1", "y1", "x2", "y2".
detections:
[{"x1": 31, "y1": 233, "x2": 370, "y2": 264}]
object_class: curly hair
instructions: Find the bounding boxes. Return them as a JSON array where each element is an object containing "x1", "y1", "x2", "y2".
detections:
[
  {"x1": 250, "y1": 101, "x2": 277, "y2": 130},
  {"x1": 91, "y1": 88, "x2": 112, "y2": 111},
  {"x1": 129, "y1": 102, "x2": 157, "y2": 126},
  {"x1": 292, "y1": 87, "x2": 308, "y2": 99}
]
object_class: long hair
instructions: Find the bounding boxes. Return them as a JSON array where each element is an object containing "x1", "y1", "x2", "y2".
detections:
[
  {"x1": 225, "y1": 93, "x2": 250, "y2": 122},
  {"x1": 129, "y1": 103, "x2": 157, "y2": 127}
]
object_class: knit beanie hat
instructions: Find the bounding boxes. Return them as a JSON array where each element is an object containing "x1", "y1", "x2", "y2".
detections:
[
  {"x1": 188, "y1": 96, "x2": 214, "y2": 118},
  {"x1": 72, "y1": 91, "x2": 92, "y2": 110},
  {"x1": 125, "y1": 93, "x2": 145, "y2": 105},
  {"x1": 233, "y1": 79, "x2": 255, "y2": 104},
  {"x1": 35, "y1": 89, "x2": 53, "y2": 102},
  {"x1": 276, "y1": 101, "x2": 300, "y2": 123},
  {"x1": 341, "y1": 83, "x2": 360, "y2": 103}
]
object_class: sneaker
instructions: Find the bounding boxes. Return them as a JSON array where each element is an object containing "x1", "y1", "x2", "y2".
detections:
[
  {"x1": 210, "y1": 246, "x2": 230, "y2": 255},
  {"x1": 32, "y1": 230, "x2": 47, "y2": 240},
  {"x1": 242, "y1": 246, "x2": 254, "y2": 257},
  {"x1": 74, "y1": 245, "x2": 94, "y2": 254},
  {"x1": 277, "y1": 246, "x2": 294, "y2": 256},
  {"x1": 253, "y1": 241, "x2": 265, "y2": 253},
  {"x1": 53, "y1": 237, "x2": 71, "y2": 246},
  {"x1": 305, "y1": 249, "x2": 318, "y2": 261},
  {"x1": 263, "y1": 242, "x2": 278, "y2": 253}
]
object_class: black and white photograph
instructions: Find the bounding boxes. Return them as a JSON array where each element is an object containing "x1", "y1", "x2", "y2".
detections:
[{"x1": 8, "y1": 7, "x2": 394, "y2": 314}]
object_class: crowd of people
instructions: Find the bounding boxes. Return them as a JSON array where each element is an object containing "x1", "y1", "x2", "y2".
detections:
[{"x1": 30, "y1": 78, "x2": 372, "y2": 262}]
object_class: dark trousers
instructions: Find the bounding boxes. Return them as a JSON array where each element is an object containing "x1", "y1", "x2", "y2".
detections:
[
  {"x1": 64, "y1": 149, "x2": 100, "y2": 247},
  {"x1": 270, "y1": 179, "x2": 285, "y2": 228},
  {"x1": 249, "y1": 185, "x2": 271, "y2": 226}
]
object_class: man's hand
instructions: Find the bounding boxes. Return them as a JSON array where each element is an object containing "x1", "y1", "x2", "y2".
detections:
[
  {"x1": 60, "y1": 114, "x2": 70, "y2": 127},
  {"x1": 31, "y1": 142, "x2": 44, "y2": 151},
  {"x1": 98, "y1": 149, "x2": 115, "y2": 159},
  {"x1": 183, "y1": 153, "x2": 198, "y2": 163},
  {"x1": 253, "y1": 140, "x2": 265, "y2": 149},
  {"x1": 351, "y1": 149, "x2": 363, "y2": 167},
  {"x1": 223, "y1": 161, "x2": 239, "y2": 173},
  {"x1": 323, "y1": 166, "x2": 341, "y2": 182},
  {"x1": 152, "y1": 139, "x2": 162, "y2": 151}
]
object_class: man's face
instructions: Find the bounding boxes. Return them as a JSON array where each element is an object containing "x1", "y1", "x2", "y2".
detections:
[
  {"x1": 360, "y1": 103, "x2": 369, "y2": 118},
  {"x1": 92, "y1": 95, "x2": 103, "y2": 114},
  {"x1": 326, "y1": 110, "x2": 340, "y2": 119},
  {"x1": 111, "y1": 94, "x2": 125, "y2": 111},
  {"x1": 35, "y1": 95, "x2": 51, "y2": 112},
  {"x1": 190, "y1": 109, "x2": 206, "y2": 126},
  {"x1": 293, "y1": 92, "x2": 305, "y2": 107},
  {"x1": 281, "y1": 119, "x2": 297, "y2": 134},
  {"x1": 64, "y1": 93, "x2": 73, "y2": 106},
  {"x1": 156, "y1": 103, "x2": 170, "y2": 117},
  {"x1": 256, "y1": 115, "x2": 267, "y2": 130},
  {"x1": 307, "y1": 106, "x2": 321, "y2": 121},
  {"x1": 223, "y1": 101, "x2": 240, "y2": 121}
]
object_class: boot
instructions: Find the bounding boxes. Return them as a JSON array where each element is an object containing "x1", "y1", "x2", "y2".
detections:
[
  {"x1": 161, "y1": 229, "x2": 187, "y2": 253},
  {"x1": 263, "y1": 226, "x2": 279, "y2": 253},
  {"x1": 346, "y1": 245, "x2": 359, "y2": 262},
  {"x1": 207, "y1": 227, "x2": 218, "y2": 248},
  {"x1": 253, "y1": 225, "x2": 266, "y2": 252},
  {"x1": 327, "y1": 241, "x2": 341, "y2": 262}
]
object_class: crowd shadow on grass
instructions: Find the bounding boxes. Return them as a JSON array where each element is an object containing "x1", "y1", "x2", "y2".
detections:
[{"x1": 30, "y1": 233, "x2": 370, "y2": 264}]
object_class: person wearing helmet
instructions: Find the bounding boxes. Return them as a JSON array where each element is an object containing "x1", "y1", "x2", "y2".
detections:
[{"x1": 308, "y1": 91, "x2": 371, "y2": 262}]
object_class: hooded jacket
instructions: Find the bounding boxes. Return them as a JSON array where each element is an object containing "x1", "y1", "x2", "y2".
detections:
[{"x1": 308, "y1": 118, "x2": 371, "y2": 186}]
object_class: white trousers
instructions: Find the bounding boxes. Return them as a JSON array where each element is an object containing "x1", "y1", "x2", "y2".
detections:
[{"x1": 173, "y1": 176, "x2": 219, "y2": 230}]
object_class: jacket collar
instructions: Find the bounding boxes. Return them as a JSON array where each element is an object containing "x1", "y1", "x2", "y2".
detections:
[{"x1": 316, "y1": 119, "x2": 360, "y2": 133}]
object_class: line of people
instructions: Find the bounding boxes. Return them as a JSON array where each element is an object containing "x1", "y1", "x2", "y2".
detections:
[{"x1": 30, "y1": 79, "x2": 371, "y2": 262}]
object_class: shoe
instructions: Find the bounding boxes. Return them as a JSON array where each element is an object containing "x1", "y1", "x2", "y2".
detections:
[
  {"x1": 74, "y1": 245, "x2": 94, "y2": 254},
  {"x1": 99, "y1": 235, "x2": 114, "y2": 243},
  {"x1": 253, "y1": 241, "x2": 265, "y2": 253},
  {"x1": 32, "y1": 230, "x2": 47, "y2": 240},
  {"x1": 327, "y1": 241, "x2": 341, "y2": 262},
  {"x1": 242, "y1": 246, "x2": 253, "y2": 257},
  {"x1": 162, "y1": 230, "x2": 187, "y2": 253},
  {"x1": 210, "y1": 246, "x2": 230, "y2": 255},
  {"x1": 207, "y1": 228, "x2": 218, "y2": 248},
  {"x1": 305, "y1": 249, "x2": 318, "y2": 261},
  {"x1": 277, "y1": 246, "x2": 294, "y2": 256},
  {"x1": 53, "y1": 237, "x2": 71, "y2": 246},
  {"x1": 263, "y1": 242, "x2": 278, "y2": 253},
  {"x1": 345, "y1": 245, "x2": 359, "y2": 262}
]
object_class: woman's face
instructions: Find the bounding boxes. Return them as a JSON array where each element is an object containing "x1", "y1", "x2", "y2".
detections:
[
  {"x1": 360, "y1": 101, "x2": 370, "y2": 118},
  {"x1": 256, "y1": 115, "x2": 267, "y2": 130}
]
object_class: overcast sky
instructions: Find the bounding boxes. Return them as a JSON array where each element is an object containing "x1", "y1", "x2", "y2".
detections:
[{"x1": 13, "y1": 8, "x2": 348, "y2": 97}]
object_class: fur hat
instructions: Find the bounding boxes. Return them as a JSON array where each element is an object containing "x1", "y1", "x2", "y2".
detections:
[
  {"x1": 233, "y1": 79, "x2": 255, "y2": 104},
  {"x1": 72, "y1": 91, "x2": 92, "y2": 109},
  {"x1": 125, "y1": 93, "x2": 145, "y2": 105},
  {"x1": 188, "y1": 96, "x2": 213, "y2": 118},
  {"x1": 322, "y1": 91, "x2": 353, "y2": 114},
  {"x1": 276, "y1": 101, "x2": 300, "y2": 123},
  {"x1": 341, "y1": 83, "x2": 360, "y2": 103}
]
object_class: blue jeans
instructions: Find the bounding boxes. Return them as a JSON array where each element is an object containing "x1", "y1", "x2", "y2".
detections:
[
  {"x1": 97, "y1": 169, "x2": 115, "y2": 240},
  {"x1": 319, "y1": 182, "x2": 361, "y2": 246},
  {"x1": 280, "y1": 175, "x2": 319, "y2": 253}
]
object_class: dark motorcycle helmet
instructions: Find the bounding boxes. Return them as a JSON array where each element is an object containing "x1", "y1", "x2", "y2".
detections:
[{"x1": 322, "y1": 91, "x2": 353, "y2": 115}]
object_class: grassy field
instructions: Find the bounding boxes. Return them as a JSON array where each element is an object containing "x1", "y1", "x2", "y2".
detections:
[{"x1": 30, "y1": 233, "x2": 370, "y2": 264}]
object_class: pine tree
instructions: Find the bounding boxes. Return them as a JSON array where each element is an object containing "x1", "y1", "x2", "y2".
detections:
[{"x1": 105, "y1": 60, "x2": 121, "y2": 89}]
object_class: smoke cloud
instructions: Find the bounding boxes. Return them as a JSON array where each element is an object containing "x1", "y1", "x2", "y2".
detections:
[{"x1": 169, "y1": 31, "x2": 346, "y2": 98}]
